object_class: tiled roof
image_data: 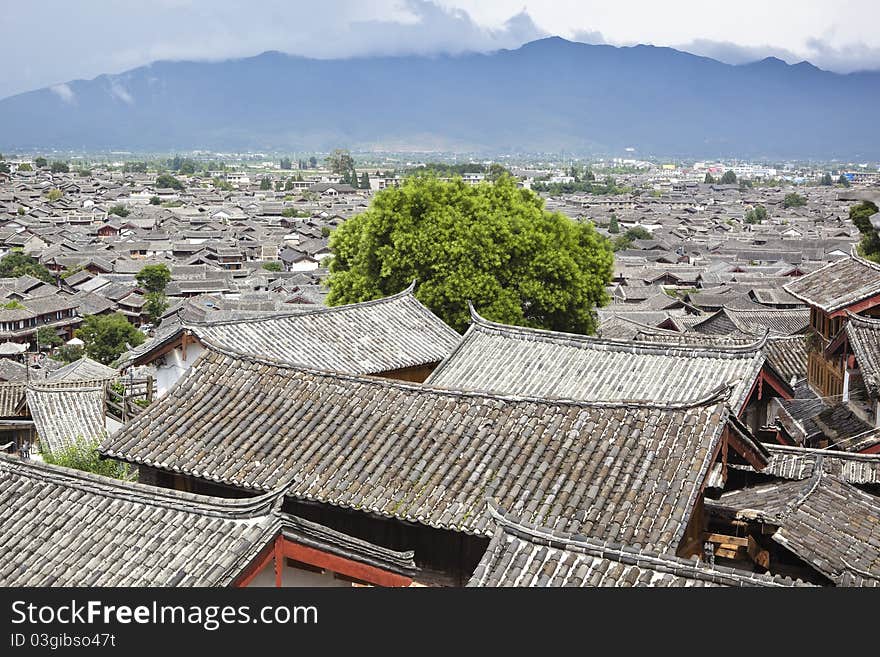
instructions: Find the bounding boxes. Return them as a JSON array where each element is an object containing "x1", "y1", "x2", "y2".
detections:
[
  {"x1": 48, "y1": 357, "x2": 118, "y2": 382},
  {"x1": 102, "y1": 346, "x2": 734, "y2": 552},
  {"x1": 763, "y1": 335, "x2": 808, "y2": 384},
  {"x1": 468, "y1": 505, "x2": 807, "y2": 587},
  {"x1": 708, "y1": 459, "x2": 880, "y2": 586},
  {"x1": 190, "y1": 284, "x2": 458, "y2": 374},
  {"x1": 729, "y1": 444, "x2": 880, "y2": 485},
  {"x1": 0, "y1": 456, "x2": 279, "y2": 586},
  {"x1": 27, "y1": 384, "x2": 108, "y2": 453},
  {"x1": 704, "y1": 307, "x2": 809, "y2": 336},
  {"x1": 0, "y1": 382, "x2": 26, "y2": 416},
  {"x1": 784, "y1": 254, "x2": 880, "y2": 313},
  {"x1": 843, "y1": 312, "x2": 880, "y2": 396},
  {"x1": 425, "y1": 309, "x2": 768, "y2": 410}
]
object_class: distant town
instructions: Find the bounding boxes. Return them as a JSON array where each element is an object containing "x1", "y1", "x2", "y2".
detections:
[{"x1": 1, "y1": 147, "x2": 880, "y2": 589}]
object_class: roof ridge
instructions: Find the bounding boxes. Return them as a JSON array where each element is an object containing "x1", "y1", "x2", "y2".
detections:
[
  {"x1": 0, "y1": 453, "x2": 280, "y2": 519},
  {"x1": 195, "y1": 339, "x2": 735, "y2": 411},
  {"x1": 27, "y1": 383, "x2": 104, "y2": 393},
  {"x1": 485, "y1": 501, "x2": 799, "y2": 587},
  {"x1": 182, "y1": 280, "x2": 419, "y2": 328},
  {"x1": 469, "y1": 306, "x2": 768, "y2": 356},
  {"x1": 844, "y1": 310, "x2": 880, "y2": 326}
]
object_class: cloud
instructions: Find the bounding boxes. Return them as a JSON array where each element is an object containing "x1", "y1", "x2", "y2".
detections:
[
  {"x1": 676, "y1": 36, "x2": 880, "y2": 72},
  {"x1": 49, "y1": 83, "x2": 75, "y2": 103},
  {"x1": 802, "y1": 37, "x2": 880, "y2": 72},
  {"x1": 674, "y1": 39, "x2": 802, "y2": 66},
  {"x1": 309, "y1": 0, "x2": 547, "y2": 57},
  {"x1": 109, "y1": 80, "x2": 134, "y2": 105},
  {"x1": 570, "y1": 29, "x2": 605, "y2": 46}
]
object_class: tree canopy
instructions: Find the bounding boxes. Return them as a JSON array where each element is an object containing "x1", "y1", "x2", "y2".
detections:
[
  {"x1": 326, "y1": 175, "x2": 614, "y2": 334},
  {"x1": 50, "y1": 161, "x2": 69, "y2": 174},
  {"x1": 155, "y1": 173, "x2": 184, "y2": 191},
  {"x1": 783, "y1": 192, "x2": 807, "y2": 208},
  {"x1": 326, "y1": 149, "x2": 355, "y2": 175},
  {"x1": 612, "y1": 226, "x2": 652, "y2": 251},
  {"x1": 135, "y1": 264, "x2": 171, "y2": 294},
  {"x1": 720, "y1": 170, "x2": 737, "y2": 184},
  {"x1": 745, "y1": 205, "x2": 768, "y2": 224},
  {"x1": 76, "y1": 313, "x2": 145, "y2": 365},
  {"x1": 36, "y1": 326, "x2": 62, "y2": 349},
  {"x1": 852, "y1": 201, "x2": 880, "y2": 262},
  {"x1": 0, "y1": 252, "x2": 54, "y2": 283},
  {"x1": 42, "y1": 436, "x2": 132, "y2": 480}
]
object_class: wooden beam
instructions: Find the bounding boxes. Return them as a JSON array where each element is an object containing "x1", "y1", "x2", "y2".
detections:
[
  {"x1": 830, "y1": 294, "x2": 880, "y2": 318},
  {"x1": 232, "y1": 540, "x2": 276, "y2": 588},
  {"x1": 706, "y1": 533, "x2": 749, "y2": 547},
  {"x1": 274, "y1": 535, "x2": 284, "y2": 587},
  {"x1": 281, "y1": 538, "x2": 412, "y2": 587},
  {"x1": 727, "y1": 424, "x2": 768, "y2": 470},
  {"x1": 748, "y1": 535, "x2": 770, "y2": 569}
]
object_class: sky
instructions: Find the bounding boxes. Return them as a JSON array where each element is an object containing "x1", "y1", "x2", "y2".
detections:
[{"x1": 3, "y1": 0, "x2": 880, "y2": 99}]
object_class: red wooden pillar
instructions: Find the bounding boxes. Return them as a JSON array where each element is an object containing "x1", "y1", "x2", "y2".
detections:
[{"x1": 274, "y1": 535, "x2": 284, "y2": 587}]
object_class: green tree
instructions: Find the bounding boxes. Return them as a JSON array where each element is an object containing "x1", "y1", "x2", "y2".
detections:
[
  {"x1": 851, "y1": 201, "x2": 880, "y2": 261},
  {"x1": 486, "y1": 163, "x2": 511, "y2": 182},
  {"x1": 703, "y1": 172, "x2": 716, "y2": 184},
  {"x1": 821, "y1": 172, "x2": 833, "y2": 186},
  {"x1": 16, "y1": 207, "x2": 25, "y2": 216},
  {"x1": 50, "y1": 161, "x2": 69, "y2": 174},
  {"x1": 34, "y1": 157, "x2": 47, "y2": 168},
  {"x1": 108, "y1": 204, "x2": 130, "y2": 217},
  {"x1": 42, "y1": 436, "x2": 133, "y2": 480},
  {"x1": 149, "y1": 195, "x2": 161, "y2": 205},
  {"x1": 327, "y1": 175, "x2": 614, "y2": 334},
  {"x1": 155, "y1": 173, "x2": 184, "y2": 191},
  {"x1": 321, "y1": 225, "x2": 332, "y2": 238},
  {"x1": 359, "y1": 171, "x2": 371, "y2": 189},
  {"x1": 47, "y1": 189, "x2": 63, "y2": 201},
  {"x1": 260, "y1": 177, "x2": 272, "y2": 190},
  {"x1": 325, "y1": 149, "x2": 355, "y2": 176},
  {"x1": 51, "y1": 344, "x2": 84, "y2": 364},
  {"x1": 309, "y1": 156, "x2": 318, "y2": 168},
  {"x1": 144, "y1": 292, "x2": 168, "y2": 325},
  {"x1": 177, "y1": 159, "x2": 197, "y2": 175},
  {"x1": 838, "y1": 174, "x2": 851, "y2": 188},
  {"x1": 0, "y1": 252, "x2": 54, "y2": 283},
  {"x1": 135, "y1": 264, "x2": 171, "y2": 294},
  {"x1": 280, "y1": 157, "x2": 292, "y2": 170},
  {"x1": 36, "y1": 326, "x2": 62, "y2": 350},
  {"x1": 262, "y1": 261, "x2": 283, "y2": 272},
  {"x1": 76, "y1": 313, "x2": 145, "y2": 365},
  {"x1": 17, "y1": 163, "x2": 33, "y2": 172},
  {"x1": 720, "y1": 170, "x2": 737, "y2": 185},
  {"x1": 608, "y1": 214, "x2": 620, "y2": 234},
  {"x1": 612, "y1": 226, "x2": 652, "y2": 251},
  {"x1": 0, "y1": 162, "x2": 9, "y2": 174},
  {"x1": 744, "y1": 205, "x2": 769, "y2": 224},
  {"x1": 123, "y1": 161, "x2": 147, "y2": 173},
  {"x1": 783, "y1": 192, "x2": 807, "y2": 208}
]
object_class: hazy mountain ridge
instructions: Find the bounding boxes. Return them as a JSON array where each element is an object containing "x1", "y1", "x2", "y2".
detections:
[{"x1": 1, "y1": 37, "x2": 877, "y2": 157}]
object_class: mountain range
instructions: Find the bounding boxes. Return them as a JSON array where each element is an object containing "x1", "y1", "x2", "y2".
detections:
[{"x1": 1, "y1": 37, "x2": 878, "y2": 158}]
